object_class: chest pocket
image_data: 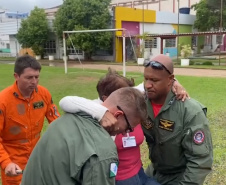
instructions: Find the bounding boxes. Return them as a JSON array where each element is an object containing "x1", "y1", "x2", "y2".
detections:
[
  {"x1": 152, "y1": 120, "x2": 184, "y2": 167},
  {"x1": 3, "y1": 116, "x2": 28, "y2": 140}
]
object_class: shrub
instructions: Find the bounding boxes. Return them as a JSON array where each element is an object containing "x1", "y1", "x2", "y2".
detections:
[
  {"x1": 181, "y1": 44, "x2": 192, "y2": 59},
  {"x1": 202, "y1": 61, "x2": 213, "y2": 65}
]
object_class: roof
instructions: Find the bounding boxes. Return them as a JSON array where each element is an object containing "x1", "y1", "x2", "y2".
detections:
[{"x1": 147, "y1": 31, "x2": 226, "y2": 38}]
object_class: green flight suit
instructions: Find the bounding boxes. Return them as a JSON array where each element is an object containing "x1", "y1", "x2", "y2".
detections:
[
  {"x1": 21, "y1": 112, "x2": 118, "y2": 185},
  {"x1": 142, "y1": 91, "x2": 213, "y2": 185}
]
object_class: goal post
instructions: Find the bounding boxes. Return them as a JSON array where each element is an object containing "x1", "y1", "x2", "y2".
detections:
[{"x1": 62, "y1": 28, "x2": 127, "y2": 76}]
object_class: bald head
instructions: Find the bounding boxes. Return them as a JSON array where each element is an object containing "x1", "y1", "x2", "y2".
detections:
[{"x1": 151, "y1": 54, "x2": 174, "y2": 74}]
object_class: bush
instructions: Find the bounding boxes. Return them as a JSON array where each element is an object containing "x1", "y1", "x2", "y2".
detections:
[
  {"x1": 189, "y1": 60, "x2": 195, "y2": 65},
  {"x1": 202, "y1": 61, "x2": 213, "y2": 65}
]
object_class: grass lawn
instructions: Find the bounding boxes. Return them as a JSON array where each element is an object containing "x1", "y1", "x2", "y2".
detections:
[{"x1": 0, "y1": 64, "x2": 226, "y2": 184}]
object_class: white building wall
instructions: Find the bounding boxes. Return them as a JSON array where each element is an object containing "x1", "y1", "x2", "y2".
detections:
[
  {"x1": 140, "y1": 23, "x2": 176, "y2": 57},
  {"x1": 0, "y1": 35, "x2": 10, "y2": 49},
  {"x1": 111, "y1": 0, "x2": 200, "y2": 15},
  {"x1": 0, "y1": 20, "x2": 21, "y2": 35},
  {"x1": 156, "y1": 11, "x2": 195, "y2": 25},
  {"x1": 9, "y1": 35, "x2": 21, "y2": 57}
]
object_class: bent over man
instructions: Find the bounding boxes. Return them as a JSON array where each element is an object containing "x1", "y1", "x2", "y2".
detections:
[
  {"x1": 21, "y1": 87, "x2": 148, "y2": 185},
  {"x1": 0, "y1": 55, "x2": 60, "y2": 185}
]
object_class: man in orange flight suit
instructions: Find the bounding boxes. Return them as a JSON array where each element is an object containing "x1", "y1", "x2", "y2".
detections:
[{"x1": 0, "y1": 55, "x2": 60, "y2": 185}]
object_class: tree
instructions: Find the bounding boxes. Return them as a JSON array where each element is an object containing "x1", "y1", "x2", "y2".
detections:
[
  {"x1": 192, "y1": 0, "x2": 226, "y2": 31},
  {"x1": 17, "y1": 7, "x2": 49, "y2": 56},
  {"x1": 54, "y1": 0, "x2": 112, "y2": 60}
]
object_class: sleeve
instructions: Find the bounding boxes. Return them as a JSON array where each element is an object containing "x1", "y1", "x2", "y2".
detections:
[
  {"x1": 44, "y1": 91, "x2": 60, "y2": 123},
  {"x1": 0, "y1": 103, "x2": 12, "y2": 169},
  {"x1": 180, "y1": 111, "x2": 213, "y2": 185},
  {"x1": 134, "y1": 82, "x2": 145, "y2": 93},
  {"x1": 59, "y1": 96, "x2": 108, "y2": 122},
  {"x1": 81, "y1": 156, "x2": 117, "y2": 185}
]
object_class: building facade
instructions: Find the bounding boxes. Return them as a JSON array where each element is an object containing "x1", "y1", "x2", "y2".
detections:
[
  {"x1": 0, "y1": 9, "x2": 28, "y2": 57},
  {"x1": 113, "y1": 6, "x2": 196, "y2": 62}
]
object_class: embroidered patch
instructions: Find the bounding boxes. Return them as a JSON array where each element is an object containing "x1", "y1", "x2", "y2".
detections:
[
  {"x1": 109, "y1": 162, "x2": 118, "y2": 178},
  {"x1": 9, "y1": 126, "x2": 21, "y2": 135},
  {"x1": 33, "y1": 101, "x2": 44, "y2": 109},
  {"x1": 159, "y1": 119, "x2": 175, "y2": 132},
  {"x1": 142, "y1": 118, "x2": 154, "y2": 130},
  {"x1": 17, "y1": 104, "x2": 25, "y2": 115},
  {"x1": 193, "y1": 130, "x2": 205, "y2": 145},
  {"x1": 53, "y1": 106, "x2": 59, "y2": 117}
]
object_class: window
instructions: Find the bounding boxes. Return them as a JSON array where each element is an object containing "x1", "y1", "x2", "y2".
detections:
[
  {"x1": 44, "y1": 40, "x2": 56, "y2": 54},
  {"x1": 145, "y1": 37, "x2": 157, "y2": 48},
  {"x1": 192, "y1": 36, "x2": 197, "y2": 47},
  {"x1": 216, "y1": 35, "x2": 222, "y2": 44},
  {"x1": 67, "y1": 46, "x2": 83, "y2": 55},
  {"x1": 165, "y1": 38, "x2": 176, "y2": 47}
]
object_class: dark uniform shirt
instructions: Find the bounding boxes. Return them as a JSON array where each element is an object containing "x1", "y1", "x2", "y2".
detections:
[
  {"x1": 142, "y1": 91, "x2": 213, "y2": 185},
  {"x1": 21, "y1": 112, "x2": 118, "y2": 185}
]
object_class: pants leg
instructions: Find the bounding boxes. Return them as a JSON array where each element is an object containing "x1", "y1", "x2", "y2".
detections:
[
  {"x1": 116, "y1": 173, "x2": 142, "y2": 185},
  {"x1": 138, "y1": 167, "x2": 161, "y2": 185}
]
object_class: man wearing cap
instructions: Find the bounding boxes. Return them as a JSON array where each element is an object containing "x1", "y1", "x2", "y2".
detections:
[{"x1": 142, "y1": 54, "x2": 213, "y2": 185}]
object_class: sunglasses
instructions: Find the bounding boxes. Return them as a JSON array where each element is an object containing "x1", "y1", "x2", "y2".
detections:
[
  {"x1": 143, "y1": 60, "x2": 171, "y2": 74},
  {"x1": 117, "y1": 106, "x2": 134, "y2": 133}
]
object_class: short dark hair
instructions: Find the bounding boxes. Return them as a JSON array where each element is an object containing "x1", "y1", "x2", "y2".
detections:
[
  {"x1": 96, "y1": 68, "x2": 135, "y2": 101},
  {"x1": 14, "y1": 55, "x2": 41, "y2": 76}
]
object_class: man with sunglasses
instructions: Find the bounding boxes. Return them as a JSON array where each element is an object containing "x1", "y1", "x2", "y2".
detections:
[
  {"x1": 21, "y1": 87, "x2": 148, "y2": 185},
  {"x1": 59, "y1": 68, "x2": 160, "y2": 185},
  {"x1": 142, "y1": 54, "x2": 213, "y2": 185}
]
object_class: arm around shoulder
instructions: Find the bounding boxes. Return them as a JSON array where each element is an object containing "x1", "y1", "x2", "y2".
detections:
[{"x1": 59, "y1": 96, "x2": 108, "y2": 121}]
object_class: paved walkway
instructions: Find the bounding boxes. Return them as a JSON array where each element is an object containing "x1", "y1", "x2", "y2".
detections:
[
  {"x1": 2, "y1": 60, "x2": 226, "y2": 78},
  {"x1": 66, "y1": 63, "x2": 226, "y2": 78}
]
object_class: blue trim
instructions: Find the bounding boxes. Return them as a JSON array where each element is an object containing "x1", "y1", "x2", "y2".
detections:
[{"x1": 163, "y1": 48, "x2": 177, "y2": 57}]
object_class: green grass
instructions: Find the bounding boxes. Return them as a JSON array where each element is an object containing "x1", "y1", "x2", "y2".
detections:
[{"x1": 0, "y1": 64, "x2": 226, "y2": 184}]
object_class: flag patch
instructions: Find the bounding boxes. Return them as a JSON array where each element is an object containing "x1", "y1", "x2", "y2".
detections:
[{"x1": 109, "y1": 162, "x2": 118, "y2": 178}]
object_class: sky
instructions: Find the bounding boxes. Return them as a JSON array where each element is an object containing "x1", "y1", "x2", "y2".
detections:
[{"x1": 0, "y1": 0, "x2": 63, "y2": 13}]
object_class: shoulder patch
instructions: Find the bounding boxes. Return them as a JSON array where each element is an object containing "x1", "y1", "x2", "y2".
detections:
[
  {"x1": 193, "y1": 130, "x2": 205, "y2": 145},
  {"x1": 109, "y1": 162, "x2": 118, "y2": 178}
]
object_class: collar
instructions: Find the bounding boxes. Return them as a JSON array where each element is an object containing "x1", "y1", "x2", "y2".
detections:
[
  {"x1": 12, "y1": 81, "x2": 37, "y2": 100},
  {"x1": 147, "y1": 90, "x2": 176, "y2": 119}
]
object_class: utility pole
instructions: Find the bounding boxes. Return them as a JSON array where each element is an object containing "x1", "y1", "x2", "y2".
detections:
[
  {"x1": 177, "y1": 0, "x2": 180, "y2": 63},
  {"x1": 219, "y1": 0, "x2": 223, "y2": 65},
  {"x1": 16, "y1": 11, "x2": 19, "y2": 58}
]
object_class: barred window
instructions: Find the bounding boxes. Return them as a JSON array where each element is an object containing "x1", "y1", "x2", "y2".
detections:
[
  {"x1": 165, "y1": 38, "x2": 176, "y2": 47},
  {"x1": 145, "y1": 37, "x2": 157, "y2": 48},
  {"x1": 44, "y1": 40, "x2": 56, "y2": 54},
  {"x1": 67, "y1": 46, "x2": 83, "y2": 55},
  {"x1": 192, "y1": 36, "x2": 197, "y2": 47},
  {"x1": 216, "y1": 35, "x2": 222, "y2": 44}
]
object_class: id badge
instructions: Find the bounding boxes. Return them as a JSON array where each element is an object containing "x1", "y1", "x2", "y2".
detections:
[{"x1": 122, "y1": 135, "x2": 136, "y2": 148}]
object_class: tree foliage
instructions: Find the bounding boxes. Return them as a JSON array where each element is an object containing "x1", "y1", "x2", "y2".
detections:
[
  {"x1": 54, "y1": 0, "x2": 112, "y2": 59},
  {"x1": 192, "y1": 0, "x2": 226, "y2": 31},
  {"x1": 17, "y1": 7, "x2": 49, "y2": 55}
]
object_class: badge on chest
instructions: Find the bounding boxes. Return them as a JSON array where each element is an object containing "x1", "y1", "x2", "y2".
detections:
[
  {"x1": 159, "y1": 119, "x2": 175, "y2": 132},
  {"x1": 33, "y1": 101, "x2": 44, "y2": 109},
  {"x1": 122, "y1": 133, "x2": 137, "y2": 148}
]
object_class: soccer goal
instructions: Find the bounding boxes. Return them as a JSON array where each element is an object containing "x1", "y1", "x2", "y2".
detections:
[{"x1": 63, "y1": 28, "x2": 130, "y2": 76}]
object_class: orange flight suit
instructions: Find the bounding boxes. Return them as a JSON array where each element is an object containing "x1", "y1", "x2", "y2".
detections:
[{"x1": 0, "y1": 82, "x2": 60, "y2": 185}]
